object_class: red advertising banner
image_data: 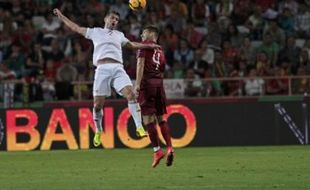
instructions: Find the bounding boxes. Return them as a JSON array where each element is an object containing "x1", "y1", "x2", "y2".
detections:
[{"x1": 0, "y1": 104, "x2": 196, "y2": 151}]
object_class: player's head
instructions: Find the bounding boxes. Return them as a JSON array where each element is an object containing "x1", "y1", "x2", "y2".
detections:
[
  {"x1": 104, "y1": 11, "x2": 120, "y2": 29},
  {"x1": 141, "y1": 25, "x2": 159, "y2": 42}
]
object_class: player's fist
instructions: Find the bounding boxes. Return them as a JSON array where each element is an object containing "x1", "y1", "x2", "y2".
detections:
[{"x1": 134, "y1": 85, "x2": 140, "y2": 97}]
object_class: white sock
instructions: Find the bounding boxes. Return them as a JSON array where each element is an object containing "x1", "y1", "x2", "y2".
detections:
[
  {"x1": 153, "y1": 146, "x2": 161, "y2": 152},
  {"x1": 93, "y1": 107, "x2": 103, "y2": 133},
  {"x1": 128, "y1": 101, "x2": 142, "y2": 129}
]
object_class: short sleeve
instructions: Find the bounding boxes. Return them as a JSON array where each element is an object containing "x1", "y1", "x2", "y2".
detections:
[
  {"x1": 136, "y1": 48, "x2": 145, "y2": 59},
  {"x1": 121, "y1": 33, "x2": 130, "y2": 47},
  {"x1": 85, "y1": 28, "x2": 94, "y2": 40}
]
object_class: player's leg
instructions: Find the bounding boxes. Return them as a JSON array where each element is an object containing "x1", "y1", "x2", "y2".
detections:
[
  {"x1": 143, "y1": 115, "x2": 164, "y2": 168},
  {"x1": 93, "y1": 96, "x2": 105, "y2": 147},
  {"x1": 112, "y1": 66, "x2": 146, "y2": 137},
  {"x1": 157, "y1": 115, "x2": 174, "y2": 166},
  {"x1": 92, "y1": 65, "x2": 112, "y2": 147},
  {"x1": 121, "y1": 85, "x2": 147, "y2": 137}
]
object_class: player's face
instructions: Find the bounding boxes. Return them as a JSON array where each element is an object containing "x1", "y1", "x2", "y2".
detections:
[
  {"x1": 141, "y1": 30, "x2": 150, "y2": 41},
  {"x1": 104, "y1": 14, "x2": 119, "y2": 29}
]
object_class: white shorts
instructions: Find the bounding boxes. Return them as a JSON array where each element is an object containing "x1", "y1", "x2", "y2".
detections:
[{"x1": 93, "y1": 64, "x2": 132, "y2": 97}]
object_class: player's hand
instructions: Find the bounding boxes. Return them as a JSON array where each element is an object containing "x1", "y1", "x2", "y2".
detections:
[
  {"x1": 134, "y1": 85, "x2": 140, "y2": 97},
  {"x1": 148, "y1": 44, "x2": 161, "y2": 49},
  {"x1": 53, "y1": 8, "x2": 62, "y2": 18}
]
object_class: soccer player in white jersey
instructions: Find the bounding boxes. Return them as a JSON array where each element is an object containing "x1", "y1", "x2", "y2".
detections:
[{"x1": 53, "y1": 8, "x2": 157, "y2": 147}]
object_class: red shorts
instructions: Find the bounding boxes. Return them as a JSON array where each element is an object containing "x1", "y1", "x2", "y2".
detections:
[{"x1": 138, "y1": 86, "x2": 167, "y2": 116}]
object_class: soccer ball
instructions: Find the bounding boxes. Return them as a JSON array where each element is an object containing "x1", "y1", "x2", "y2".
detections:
[{"x1": 129, "y1": 0, "x2": 146, "y2": 11}]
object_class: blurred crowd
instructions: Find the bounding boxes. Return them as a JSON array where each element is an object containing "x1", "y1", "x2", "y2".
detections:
[{"x1": 1, "y1": 0, "x2": 310, "y2": 102}]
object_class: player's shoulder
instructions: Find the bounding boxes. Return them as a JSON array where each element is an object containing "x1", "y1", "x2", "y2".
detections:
[
  {"x1": 113, "y1": 29, "x2": 125, "y2": 36},
  {"x1": 88, "y1": 27, "x2": 105, "y2": 33}
]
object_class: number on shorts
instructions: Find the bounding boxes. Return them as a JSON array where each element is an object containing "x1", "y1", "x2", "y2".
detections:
[{"x1": 152, "y1": 49, "x2": 161, "y2": 70}]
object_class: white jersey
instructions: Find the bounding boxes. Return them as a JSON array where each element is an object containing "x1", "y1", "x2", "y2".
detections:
[{"x1": 85, "y1": 27, "x2": 129, "y2": 66}]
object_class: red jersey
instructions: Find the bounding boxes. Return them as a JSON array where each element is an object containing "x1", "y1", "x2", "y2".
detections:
[{"x1": 137, "y1": 41, "x2": 166, "y2": 88}]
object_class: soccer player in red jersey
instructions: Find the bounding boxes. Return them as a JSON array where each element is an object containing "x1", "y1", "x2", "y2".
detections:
[{"x1": 134, "y1": 26, "x2": 174, "y2": 168}]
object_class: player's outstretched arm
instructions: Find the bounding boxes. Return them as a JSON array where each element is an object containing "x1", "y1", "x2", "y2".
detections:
[
  {"x1": 53, "y1": 8, "x2": 87, "y2": 36},
  {"x1": 134, "y1": 57, "x2": 145, "y2": 96},
  {"x1": 125, "y1": 41, "x2": 161, "y2": 50}
]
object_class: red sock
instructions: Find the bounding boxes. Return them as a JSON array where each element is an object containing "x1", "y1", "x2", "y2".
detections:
[
  {"x1": 159, "y1": 121, "x2": 172, "y2": 148},
  {"x1": 146, "y1": 122, "x2": 159, "y2": 148}
]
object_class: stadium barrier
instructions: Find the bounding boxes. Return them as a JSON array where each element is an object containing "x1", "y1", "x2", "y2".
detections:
[
  {"x1": 0, "y1": 98, "x2": 309, "y2": 151},
  {"x1": 1, "y1": 75, "x2": 310, "y2": 107}
]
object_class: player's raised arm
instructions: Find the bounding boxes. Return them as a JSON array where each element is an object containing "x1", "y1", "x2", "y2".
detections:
[
  {"x1": 53, "y1": 8, "x2": 87, "y2": 36},
  {"x1": 125, "y1": 41, "x2": 161, "y2": 50},
  {"x1": 134, "y1": 56, "x2": 145, "y2": 96}
]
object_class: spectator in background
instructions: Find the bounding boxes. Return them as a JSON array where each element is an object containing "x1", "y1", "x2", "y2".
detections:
[
  {"x1": 72, "y1": 41, "x2": 88, "y2": 74},
  {"x1": 244, "y1": 67, "x2": 265, "y2": 96},
  {"x1": 109, "y1": 0, "x2": 128, "y2": 20},
  {"x1": 41, "y1": 12, "x2": 60, "y2": 44},
  {"x1": 232, "y1": 0, "x2": 252, "y2": 25},
  {"x1": 55, "y1": 58, "x2": 77, "y2": 100},
  {"x1": 206, "y1": 22, "x2": 222, "y2": 49},
  {"x1": 191, "y1": 0, "x2": 210, "y2": 26},
  {"x1": 294, "y1": 4, "x2": 310, "y2": 38},
  {"x1": 184, "y1": 69, "x2": 202, "y2": 97},
  {"x1": 0, "y1": 63, "x2": 16, "y2": 80},
  {"x1": 26, "y1": 43, "x2": 44, "y2": 77},
  {"x1": 226, "y1": 23, "x2": 244, "y2": 48},
  {"x1": 5, "y1": 43, "x2": 26, "y2": 78},
  {"x1": 165, "y1": 9, "x2": 186, "y2": 35},
  {"x1": 278, "y1": 8, "x2": 295, "y2": 35},
  {"x1": 279, "y1": 0, "x2": 299, "y2": 16},
  {"x1": 213, "y1": 51, "x2": 228, "y2": 78},
  {"x1": 128, "y1": 14, "x2": 142, "y2": 40},
  {"x1": 222, "y1": 40, "x2": 239, "y2": 66},
  {"x1": 255, "y1": 0, "x2": 276, "y2": 11},
  {"x1": 225, "y1": 63, "x2": 243, "y2": 96},
  {"x1": 256, "y1": 51, "x2": 271, "y2": 76},
  {"x1": 43, "y1": 38, "x2": 64, "y2": 69},
  {"x1": 300, "y1": 44, "x2": 310, "y2": 71},
  {"x1": 172, "y1": 60, "x2": 185, "y2": 79},
  {"x1": 182, "y1": 22, "x2": 204, "y2": 49},
  {"x1": 264, "y1": 19, "x2": 286, "y2": 46},
  {"x1": 278, "y1": 36, "x2": 301, "y2": 74},
  {"x1": 12, "y1": 20, "x2": 34, "y2": 53},
  {"x1": 44, "y1": 59, "x2": 56, "y2": 81},
  {"x1": 159, "y1": 25, "x2": 179, "y2": 67},
  {"x1": 199, "y1": 39, "x2": 214, "y2": 67},
  {"x1": 145, "y1": 11, "x2": 165, "y2": 30},
  {"x1": 190, "y1": 48, "x2": 208, "y2": 77},
  {"x1": 174, "y1": 39, "x2": 194, "y2": 68},
  {"x1": 239, "y1": 37, "x2": 256, "y2": 65},
  {"x1": 258, "y1": 33, "x2": 280, "y2": 66},
  {"x1": 246, "y1": 6, "x2": 264, "y2": 40},
  {"x1": 216, "y1": 0, "x2": 233, "y2": 33},
  {"x1": 74, "y1": 73, "x2": 90, "y2": 100},
  {"x1": 170, "y1": 0, "x2": 188, "y2": 19},
  {"x1": 292, "y1": 67, "x2": 310, "y2": 94},
  {"x1": 266, "y1": 66, "x2": 289, "y2": 95}
]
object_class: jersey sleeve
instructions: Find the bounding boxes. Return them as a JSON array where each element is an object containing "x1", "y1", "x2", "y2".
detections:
[
  {"x1": 121, "y1": 33, "x2": 130, "y2": 47},
  {"x1": 85, "y1": 27, "x2": 95, "y2": 40},
  {"x1": 136, "y1": 48, "x2": 146, "y2": 59}
]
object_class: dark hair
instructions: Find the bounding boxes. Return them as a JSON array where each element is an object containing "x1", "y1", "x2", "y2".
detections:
[
  {"x1": 106, "y1": 10, "x2": 120, "y2": 17},
  {"x1": 144, "y1": 25, "x2": 159, "y2": 37}
]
